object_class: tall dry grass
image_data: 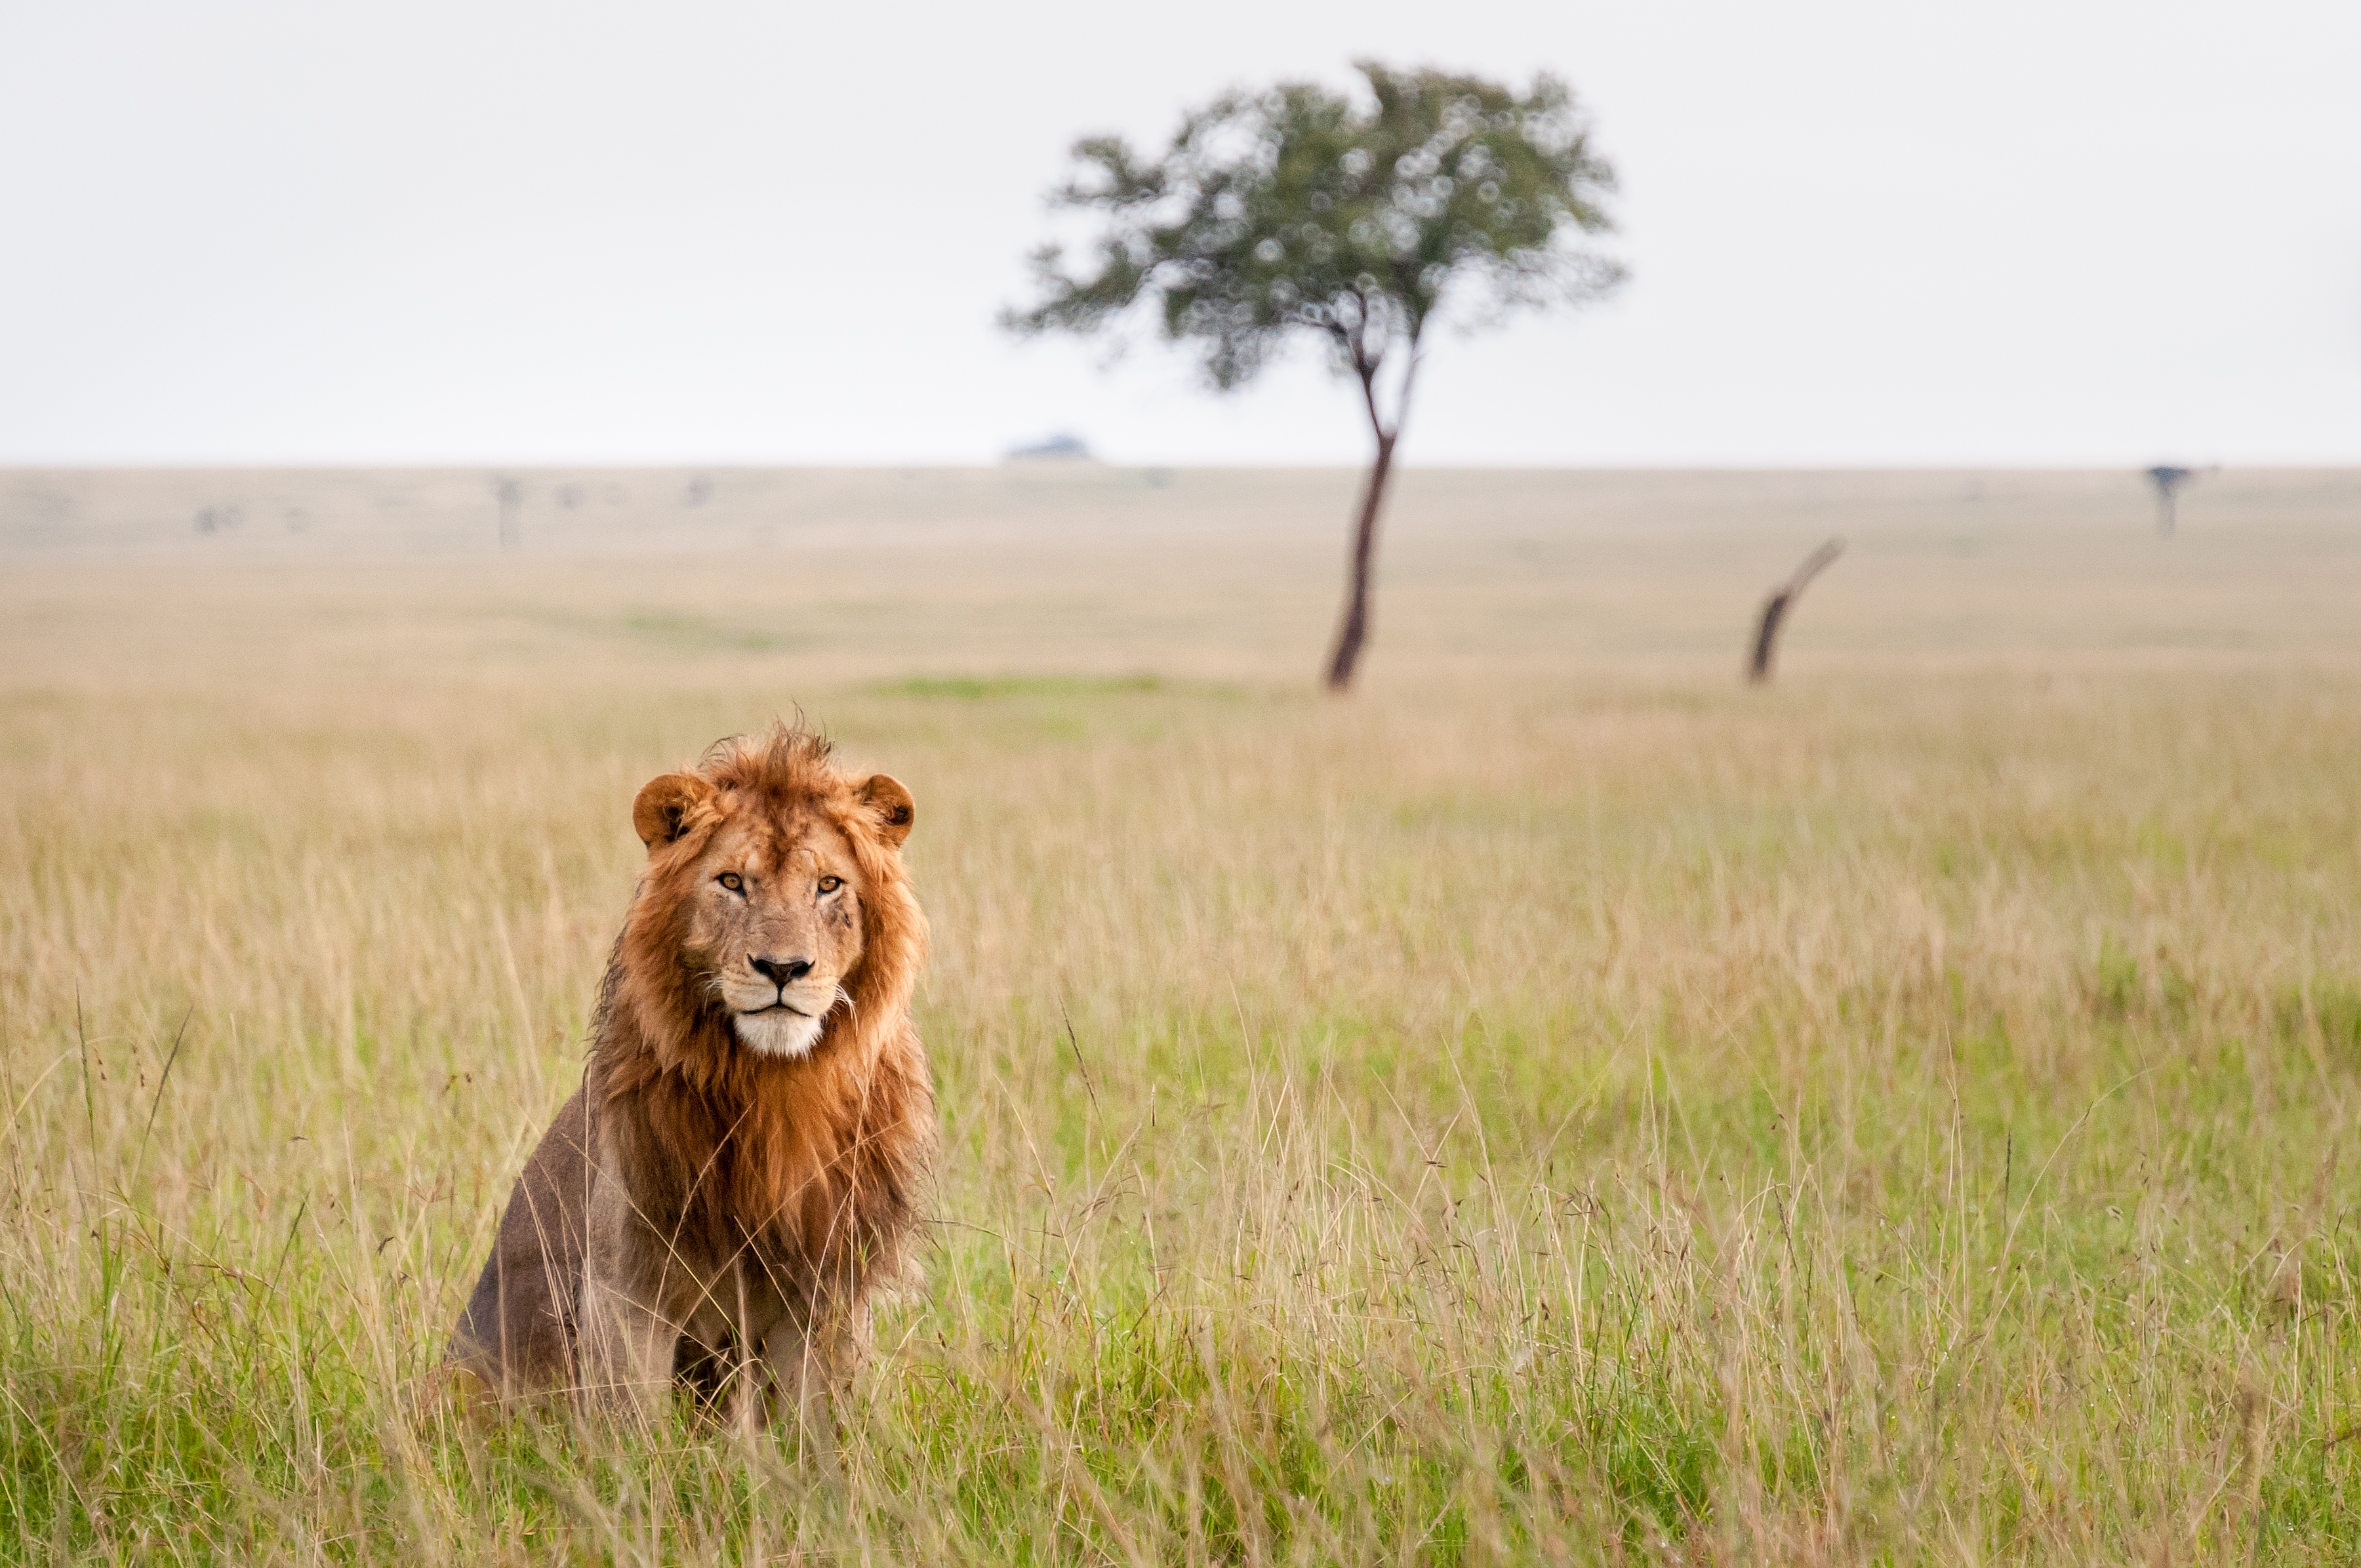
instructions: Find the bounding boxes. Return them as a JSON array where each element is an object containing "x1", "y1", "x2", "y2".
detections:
[{"x1": 3, "y1": 468, "x2": 2359, "y2": 1563}]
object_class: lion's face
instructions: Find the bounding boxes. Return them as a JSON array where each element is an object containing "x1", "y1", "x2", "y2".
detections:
[
  {"x1": 631, "y1": 757, "x2": 916, "y2": 1063},
  {"x1": 677, "y1": 807, "x2": 866, "y2": 1058}
]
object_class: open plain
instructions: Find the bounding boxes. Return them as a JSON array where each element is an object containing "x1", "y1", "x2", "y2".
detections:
[{"x1": 3, "y1": 464, "x2": 2360, "y2": 1564}]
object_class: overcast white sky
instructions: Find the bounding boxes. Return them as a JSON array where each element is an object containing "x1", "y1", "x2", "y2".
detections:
[{"x1": 3, "y1": 1, "x2": 2357, "y2": 467}]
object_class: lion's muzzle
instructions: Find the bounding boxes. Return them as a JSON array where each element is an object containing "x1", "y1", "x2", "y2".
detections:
[{"x1": 723, "y1": 958, "x2": 841, "y2": 1059}]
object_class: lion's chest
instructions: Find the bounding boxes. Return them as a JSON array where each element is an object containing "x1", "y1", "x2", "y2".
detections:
[{"x1": 641, "y1": 1108, "x2": 900, "y2": 1291}]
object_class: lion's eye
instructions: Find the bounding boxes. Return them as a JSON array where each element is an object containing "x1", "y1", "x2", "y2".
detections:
[
  {"x1": 817, "y1": 875, "x2": 843, "y2": 895},
  {"x1": 717, "y1": 872, "x2": 744, "y2": 893}
]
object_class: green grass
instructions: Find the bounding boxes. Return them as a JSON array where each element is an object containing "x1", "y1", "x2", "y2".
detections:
[
  {"x1": 3, "y1": 464, "x2": 2360, "y2": 1563},
  {"x1": 3, "y1": 670, "x2": 2358, "y2": 1564}
]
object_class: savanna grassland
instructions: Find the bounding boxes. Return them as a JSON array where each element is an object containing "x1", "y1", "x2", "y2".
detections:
[{"x1": 3, "y1": 464, "x2": 2360, "y2": 1565}]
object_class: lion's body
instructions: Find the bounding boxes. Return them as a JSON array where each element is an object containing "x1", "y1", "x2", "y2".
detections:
[
  {"x1": 453, "y1": 1085, "x2": 595, "y2": 1386},
  {"x1": 448, "y1": 725, "x2": 932, "y2": 1428}
]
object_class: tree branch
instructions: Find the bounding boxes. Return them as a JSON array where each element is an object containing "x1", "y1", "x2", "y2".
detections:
[{"x1": 1386, "y1": 329, "x2": 1427, "y2": 443}]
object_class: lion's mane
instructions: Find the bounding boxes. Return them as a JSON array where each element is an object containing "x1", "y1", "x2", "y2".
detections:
[{"x1": 592, "y1": 723, "x2": 933, "y2": 1316}]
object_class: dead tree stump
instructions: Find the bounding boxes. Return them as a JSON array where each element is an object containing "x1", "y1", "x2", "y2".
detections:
[{"x1": 1748, "y1": 537, "x2": 1844, "y2": 685}]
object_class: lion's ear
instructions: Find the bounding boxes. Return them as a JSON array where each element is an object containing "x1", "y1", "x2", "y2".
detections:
[
  {"x1": 858, "y1": 774, "x2": 916, "y2": 847},
  {"x1": 632, "y1": 772, "x2": 716, "y2": 849}
]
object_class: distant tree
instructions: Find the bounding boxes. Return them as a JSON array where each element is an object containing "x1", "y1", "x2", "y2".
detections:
[
  {"x1": 492, "y1": 477, "x2": 523, "y2": 548},
  {"x1": 1007, "y1": 62, "x2": 1623, "y2": 690},
  {"x1": 2144, "y1": 464, "x2": 2195, "y2": 536}
]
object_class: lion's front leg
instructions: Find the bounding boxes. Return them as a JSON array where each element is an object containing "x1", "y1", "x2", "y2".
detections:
[
  {"x1": 759, "y1": 1330, "x2": 837, "y2": 1468},
  {"x1": 755, "y1": 1300, "x2": 866, "y2": 1466},
  {"x1": 576, "y1": 1167, "x2": 685, "y2": 1421}
]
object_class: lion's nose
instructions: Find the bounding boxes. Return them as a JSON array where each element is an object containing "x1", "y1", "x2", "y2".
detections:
[{"x1": 751, "y1": 955, "x2": 814, "y2": 987}]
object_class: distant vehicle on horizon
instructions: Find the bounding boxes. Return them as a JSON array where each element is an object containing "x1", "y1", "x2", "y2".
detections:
[{"x1": 1004, "y1": 432, "x2": 1094, "y2": 463}]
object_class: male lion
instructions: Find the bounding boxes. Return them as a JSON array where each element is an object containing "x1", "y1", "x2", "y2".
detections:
[{"x1": 448, "y1": 723, "x2": 933, "y2": 1436}]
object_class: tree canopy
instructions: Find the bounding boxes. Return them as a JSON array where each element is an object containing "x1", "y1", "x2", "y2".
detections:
[{"x1": 1007, "y1": 61, "x2": 1621, "y2": 395}]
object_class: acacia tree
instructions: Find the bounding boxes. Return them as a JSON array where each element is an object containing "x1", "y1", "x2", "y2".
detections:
[{"x1": 1007, "y1": 61, "x2": 1623, "y2": 689}]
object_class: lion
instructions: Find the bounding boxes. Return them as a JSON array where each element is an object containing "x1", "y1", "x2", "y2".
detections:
[{"x1": 447, "y1": 721, "x2": 933, "y2": 1438}]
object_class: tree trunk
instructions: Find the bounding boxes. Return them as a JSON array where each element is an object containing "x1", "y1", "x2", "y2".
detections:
[
  {"x1": 494, "y1": 478, "x2": 523, "y2": 550},
  {"x1": 1324, "y1": 432, "x2": 1396, "y2": 691},
  {"x1": 1747, "y1": 536, "x2": 1845, "y2": 685},
  {"x1": 1746, "y1": 592, "x2": 1794, "y2": 684}
]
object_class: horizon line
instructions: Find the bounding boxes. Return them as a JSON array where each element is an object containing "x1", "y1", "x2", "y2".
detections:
[{"x1": 5, "y1": 457, "x2": 2352, "y2": 474}]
